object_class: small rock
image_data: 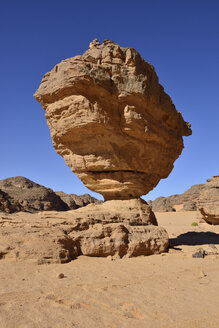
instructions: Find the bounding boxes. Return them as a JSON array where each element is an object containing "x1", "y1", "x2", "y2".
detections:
[
  {"x1": 56, "y1": 273, "x2": 65, "y2": 279},
  {"x1": 192, "y1": 249, "x2": 205, "y2": 258},
  {"x1": 112, "y1": 253, "x2": 122, "y2": 260},
  {"x1": 199, "y1": 270, "x2": 207, "y2": 278},
  {"x1": 203, "y1": 244, "x2": 219, "y2": 256}
]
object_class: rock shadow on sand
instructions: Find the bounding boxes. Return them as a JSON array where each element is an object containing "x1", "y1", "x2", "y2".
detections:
[{"x1": 170, "y1": 231, "x2": 219, "y2": 247}]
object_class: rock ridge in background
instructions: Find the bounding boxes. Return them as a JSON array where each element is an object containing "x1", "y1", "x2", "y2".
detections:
[
  {"x1": 34, "y1": 39, "x2": 191, "y2": 200},
  {"x1": 56, "y1": 191, "x2": 102, "y2": 209},
  {"x1": 148, "y1": 184, "x2": 205, "y2": 212},
  {"x1": 0, "y1": 176, "x2": 101, "y2": 213}
]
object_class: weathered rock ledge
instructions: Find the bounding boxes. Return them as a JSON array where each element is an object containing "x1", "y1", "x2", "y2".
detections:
[{"x1": 0, "y1": 199, "x2": 169, "y2": 263}]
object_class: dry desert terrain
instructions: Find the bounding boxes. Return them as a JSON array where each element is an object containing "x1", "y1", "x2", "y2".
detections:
[{"x1": 0, "y1": 211, "x2": 219, "y2": 328}]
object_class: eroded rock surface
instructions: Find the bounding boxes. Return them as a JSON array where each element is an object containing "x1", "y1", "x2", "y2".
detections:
[
  {"x1": 34, "y1": 39, "x2": 191, "y2": 200},
  {"x1": 0, "y1": 189, "x2": 21, "y2": 213},
  {"x1": 197, "y1": 176, "x2": 219, "y2": 225},
  {"x1": 0, "y1": 199, "x2": 168, "y2": 263}
]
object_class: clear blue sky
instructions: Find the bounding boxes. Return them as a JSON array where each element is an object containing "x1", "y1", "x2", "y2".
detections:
[{"x1": 0, "y1": 0, "x2": 219, "y2": 201}]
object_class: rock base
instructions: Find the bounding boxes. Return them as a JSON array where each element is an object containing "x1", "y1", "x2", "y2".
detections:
[{"x1": 0, "y1": 199, "x2": 169, "y2": 263}]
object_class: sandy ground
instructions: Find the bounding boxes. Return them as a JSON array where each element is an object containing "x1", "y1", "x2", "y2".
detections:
[{"x1": 0, "y1": 211, "x2": 219, "y2": 328}]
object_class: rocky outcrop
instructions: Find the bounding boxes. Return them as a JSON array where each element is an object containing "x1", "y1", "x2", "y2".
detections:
[
  {"x1": 197, "y1": 176, "x2": 219, "y2": 224},
  {"x1": 0, "y1": 189, "x2": 21, "y2": 213},
  {"x1": 0, "y1": 177, "x2": 69, "y2": 213},
  {"x1": 148, "y1": 184, "x2": 205, "y2": 212},
  {"x1": 0, "y1": 199, "x2": 168, "y2": 263},
  {"x1": 0, "y1": 177, "x2": 101, "y2": 213},
  {"x1": 55, "y1": 191, "x2": 102, "y2": 209},
  {"x1": 34, "y1": 39, "x2": 191, "y2": 201},
  {"x1": 147, "y1": 197, "x2": 175, "y2": 212},
  {"x1": 73, "y1": 198, "x2": 158, "y2": 226}
]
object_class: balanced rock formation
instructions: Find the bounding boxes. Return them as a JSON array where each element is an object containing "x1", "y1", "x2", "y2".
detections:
[
  {"x1": 148, "y1": 184, "x2": 205, "y2": 212},
  {"x1": 34, "y1": 39, "x2": 191, "y2": 201},
  {"x1": 0, "y1": 200, "x2": 168, "y2": 263},
  {"x1": 197, "y1": 176, "x2": 219, "y2": 225},
  {"x1": 33, "y1": 40, "x2": 193, "y2": 257}
]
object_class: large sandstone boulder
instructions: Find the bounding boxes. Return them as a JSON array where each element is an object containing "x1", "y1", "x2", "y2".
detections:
[
  {"x1": 34, "y1": 39, "x2": 191, "y2": 201},
  {"x1": 0, "y1": 199, "x2": 168, "y2": 263},
  {"x1": 197, "y1": 176, "x2": 219, "y2": 224}
]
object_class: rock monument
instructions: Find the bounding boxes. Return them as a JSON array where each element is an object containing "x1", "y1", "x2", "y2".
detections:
[{"x1": 34, "y1": 39, "x2": 192, "y2": 258}]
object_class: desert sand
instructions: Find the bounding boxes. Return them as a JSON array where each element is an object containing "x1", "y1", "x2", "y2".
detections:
[{"x1": 0, "y1": 211, "x2": 218, "y2": 328}]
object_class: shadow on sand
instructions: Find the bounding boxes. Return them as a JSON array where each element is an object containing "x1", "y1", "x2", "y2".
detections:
[{"x1": 170, "y1": 231, "x2": 219, "y2": 247}]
